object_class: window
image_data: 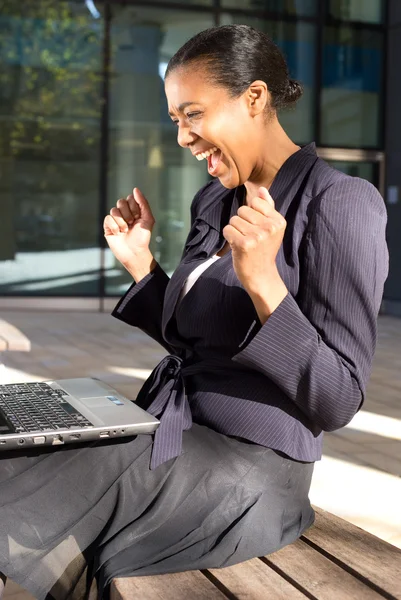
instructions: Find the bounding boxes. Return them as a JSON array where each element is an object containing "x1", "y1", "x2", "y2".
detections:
[
  {"x1": 221, "y1": 0, "x2": 316, "y2": 17},
  {"x1": 221, "y1": 14, "x2": 315, "y2": 144},
  {"x1": 0, "y1": 0, "x2": 103, "y2": 296},
  {"x1": 328, "y1": 0, "x2": 384, "y2": 24},
  {"x1": 326, "y1": 160, "x2": 378, "y2": 185},
  {"x1": 320, "y1": 26, "x2": 383, "y2": 148},
  {"x1": 147, "y1": 0, "x2": 212, "y2": 4},
  {"x1": 105, "y1": 5, "x2": 214, "y2": 294},
  {"x1": 0, "y1": 0, "x2": 388, "y2": 304}
]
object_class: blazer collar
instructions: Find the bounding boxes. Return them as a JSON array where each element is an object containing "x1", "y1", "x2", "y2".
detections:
[
  {"x1": 162, "y1": 142, "x2": 318, "y2": 344},
  {"x1": 196, "y1": 142, "x2": 318, "y2": 228},
  {"x1": 269, "y1": 142, "x2": 318, "y2": 211},
  {"x1": 193, "y1": 184, "x2": 243, "y2": 233}
]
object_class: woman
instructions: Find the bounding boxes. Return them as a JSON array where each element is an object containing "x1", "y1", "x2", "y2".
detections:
[{"x1": 0, "y1": 25, "x2": 388, "y2": 599}]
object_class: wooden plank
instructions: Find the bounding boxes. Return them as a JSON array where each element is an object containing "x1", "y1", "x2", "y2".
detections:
[
  {"x1": 0, "y1": 321, "x2": 31, "y2": 352},
  {"x1": 110, "y1": 571, "x2": 228, "y2": 600},
  {"x1": 301, "y1": 507, "x2": 401, "y2": 599},
  {"x1": 265, "y1": 537, "x2": 384, "y2": 600},
  {"x1": 207, "y1": 557, "x2": 307, "y2": 599},
  {"x1": 3, "y1": 577, "x2": 35, "y2": 599}
]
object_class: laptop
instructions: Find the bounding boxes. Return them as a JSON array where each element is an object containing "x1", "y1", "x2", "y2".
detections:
[{"x1": 0, "y1": 377, "x2": 159, "y2": 450}]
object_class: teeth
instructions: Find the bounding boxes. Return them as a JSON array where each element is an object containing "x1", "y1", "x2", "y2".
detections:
[{"x1": 195, "y1": 147, "x2": 218, "y2": 161}]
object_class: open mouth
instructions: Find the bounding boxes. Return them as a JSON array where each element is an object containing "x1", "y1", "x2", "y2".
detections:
[
  {"x1": 207, "y1": 149, "x2": 222, "y2": 176},
  {"x1": 195, "y1": 147, "x2": 223, "y2": 176}
]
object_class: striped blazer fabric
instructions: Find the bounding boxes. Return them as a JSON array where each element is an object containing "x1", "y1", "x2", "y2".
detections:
[{"x1": 113, "y1": 143, "x2": 389, "y2": 470}]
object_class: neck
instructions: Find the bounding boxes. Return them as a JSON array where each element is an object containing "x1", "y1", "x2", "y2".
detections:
[{"x1": 244, "y1": 117, "x2": 300, "y2": 204}]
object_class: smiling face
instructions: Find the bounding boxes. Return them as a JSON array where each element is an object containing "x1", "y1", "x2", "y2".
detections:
[{"x1": 165, "y1": 64, "x2": 271, "y2": 189}]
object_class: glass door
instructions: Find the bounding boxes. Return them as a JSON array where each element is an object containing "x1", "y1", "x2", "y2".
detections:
[
  {"x1": 0, "y1": 0, "x2": 103, "y2": 296},
  {"x1": 104, "y1": 4, "x2": 215, "y2": 296}
]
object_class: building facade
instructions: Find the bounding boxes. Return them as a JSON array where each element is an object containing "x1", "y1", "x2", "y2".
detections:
[{"x1": 0, "y1": 0, "x2": 396, "y2": 312}]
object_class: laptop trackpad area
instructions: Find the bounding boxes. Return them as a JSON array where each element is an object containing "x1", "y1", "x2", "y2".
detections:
[
  {"x1": 57, "y1": 378, "x2": 110, "y2": 399},
  {"x1": 81, "y1": 397, "x2": 113, "y2": 408},
  {"x1": 79, "y1": 396, "x2": 119, "y2": 408}
]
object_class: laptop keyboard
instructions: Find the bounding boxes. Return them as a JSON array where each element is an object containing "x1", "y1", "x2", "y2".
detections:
[{"x1": 0, "y1": 382, "x2": 93, "y2": 433}]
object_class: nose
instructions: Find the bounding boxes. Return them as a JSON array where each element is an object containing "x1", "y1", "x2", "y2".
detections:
[{"x1": 177, "y1": 123, "x2": 197, "y2": 149}]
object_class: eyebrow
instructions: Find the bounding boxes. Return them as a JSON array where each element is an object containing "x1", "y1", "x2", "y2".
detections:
[{"x1": 168, "y1": 102, "x2": 197, "y2": 117}]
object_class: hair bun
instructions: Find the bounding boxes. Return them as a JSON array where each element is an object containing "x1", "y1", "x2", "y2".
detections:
[{"x1": 284, "y1": 79, "x2": 303, "y2": 106}]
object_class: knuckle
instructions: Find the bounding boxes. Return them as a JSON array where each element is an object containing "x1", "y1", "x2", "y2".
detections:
[
  {"x1": 223, "y1": 224, "x2": 231, "y2": 238},
  {"x1": 116, "y1": 198, "x2": 127, "y2": 209},
  {"x1": 237, "y1": 206, "x2": 249, "y2": 219},
  {"x1": 242, "y1": 237, "x2": 256, "y2": 251},
  {"x1": 255, "y1": 229, "x2": 265, "y2": 242}
]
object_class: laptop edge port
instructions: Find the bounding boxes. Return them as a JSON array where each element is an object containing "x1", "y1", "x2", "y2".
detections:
[
  {"x1": 52, "y1": 435, "x2": 64, "y2": 445},
  {"x1": 99, "y1": 431, "x2": 110, "y2": 438}
]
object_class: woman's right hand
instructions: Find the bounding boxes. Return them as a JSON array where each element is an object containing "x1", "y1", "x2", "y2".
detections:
[{"x1": 104, "y1": 188, "x2": 156, "y2": 280}]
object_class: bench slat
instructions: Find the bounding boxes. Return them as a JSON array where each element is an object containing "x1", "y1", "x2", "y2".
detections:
[
  {"x1": 111, "y1": 508, "x2": 401, "y2": 600},
  {"x1": 0, "y1": 320, "x2": 31, "y2": 352},
  {"x1": 110, "y1": 571, "x2": 227, "y2": 600},
  {"x1": 207, "y1": 557, "x2": 307, "y2": 599},
  {"x1": 302, "y1": 508, "x2": 401, "y2": 599},
  {"x1": 265, "y1": 537, "x2": 383, "y2": 599}
]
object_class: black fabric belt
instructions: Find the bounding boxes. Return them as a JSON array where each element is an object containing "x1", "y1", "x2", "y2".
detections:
[{"x1": 135, "y1": 354, "x2": 251, "y2": 470}]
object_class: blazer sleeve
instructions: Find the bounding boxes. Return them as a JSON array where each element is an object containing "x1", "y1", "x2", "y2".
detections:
[
  {"x1": 232, "y1": 177, "x2": 389, "y2": 431},
  {"x1": 112, "y1": 263, "x2": 172, "y2": 352},
  {"x1": 111, "y1": 182, "x2": 213, "y2": 351}
]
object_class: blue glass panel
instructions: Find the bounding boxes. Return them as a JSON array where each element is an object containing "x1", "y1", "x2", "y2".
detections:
[
  {"x1": 0, "y1": 2, "x2": 103, "y2": 296},
  {"x1": 221, "y1": 15, "x2": 315, "y2": 144},
  {"x1": 221, "y1": 0, "x2": 316, "y2": 16},
  {"x1": 323, "y1": 43, "x2": 382, "y2": 93},
  {"x1": 327, "y1": 161, "x2": 376, "y2": 184},
  {"x1": 328, "y1": 0, "x2": 384, "y2": 23},
  {"x1": 321, "y1": 27, "x2": 384, "y2": 147},
  {"x1": 276, "y1": 38, "x2": 315, "y2": 87}
]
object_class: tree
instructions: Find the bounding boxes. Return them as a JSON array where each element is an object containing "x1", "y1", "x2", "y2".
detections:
[{"x1": 0, "y1": 0, "x2": 103, "y2": 260}]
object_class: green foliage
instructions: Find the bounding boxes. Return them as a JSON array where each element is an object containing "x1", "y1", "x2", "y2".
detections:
[{"x1": 0, "y1": 0, "x2": 102, "y2": 159}]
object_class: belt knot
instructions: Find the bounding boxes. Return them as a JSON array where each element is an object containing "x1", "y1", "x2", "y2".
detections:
[{"x1": 136, "y1": 354, "x2": 191, "y2": 470}]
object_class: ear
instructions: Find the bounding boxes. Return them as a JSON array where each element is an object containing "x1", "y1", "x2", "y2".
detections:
[{"x1": 246, "y1": 80, "x2": 269, "y2": 117}]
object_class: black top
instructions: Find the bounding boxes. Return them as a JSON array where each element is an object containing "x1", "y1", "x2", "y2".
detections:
[{"x1": 113, "y1": 143, "x2": 389, "y2": 469}]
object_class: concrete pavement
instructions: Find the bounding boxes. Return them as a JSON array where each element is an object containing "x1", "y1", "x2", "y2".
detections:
[{"x1": 0, "y1": 308, "x2": 400, "y2": 590}]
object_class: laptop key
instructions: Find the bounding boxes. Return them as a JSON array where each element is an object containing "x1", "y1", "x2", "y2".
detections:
[{"x1": 0, "y1": 382, "x2": 94, "y2": 433}]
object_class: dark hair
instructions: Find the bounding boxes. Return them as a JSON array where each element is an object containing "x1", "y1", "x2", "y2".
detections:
[{"x1": 165, "y1": 24, "x2": 302, "y2": 111}]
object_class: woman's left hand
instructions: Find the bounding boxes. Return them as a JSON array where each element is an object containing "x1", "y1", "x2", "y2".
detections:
[{"x1": 223, "y1": 186, "x2": 288, "y2": 321}]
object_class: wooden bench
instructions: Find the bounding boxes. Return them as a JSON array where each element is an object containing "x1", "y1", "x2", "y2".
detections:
[
  {"x1": 0, "y1": 319, "x2": 31, "y2": 364},
  {"x1": 111, "y1": 507, "x2": 401, "y2": 600}
]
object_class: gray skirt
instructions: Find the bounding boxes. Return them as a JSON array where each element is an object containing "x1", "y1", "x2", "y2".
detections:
[{"x1": 0, "y1": 424, "x2": 314, "y2": 599}]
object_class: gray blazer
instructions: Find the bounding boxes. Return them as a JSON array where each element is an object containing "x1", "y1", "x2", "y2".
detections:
[{"x1": 113, "y1": 143, "x2": 389, "y2": 470}]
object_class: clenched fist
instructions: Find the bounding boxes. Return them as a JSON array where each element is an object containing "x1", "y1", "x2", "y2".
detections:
[
  {"x1": 223, "y1": 186, "x2": 288, "y2": 322},
  {"x1": 104, "y1": 188, "x2": 156, "y2": 282}
]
